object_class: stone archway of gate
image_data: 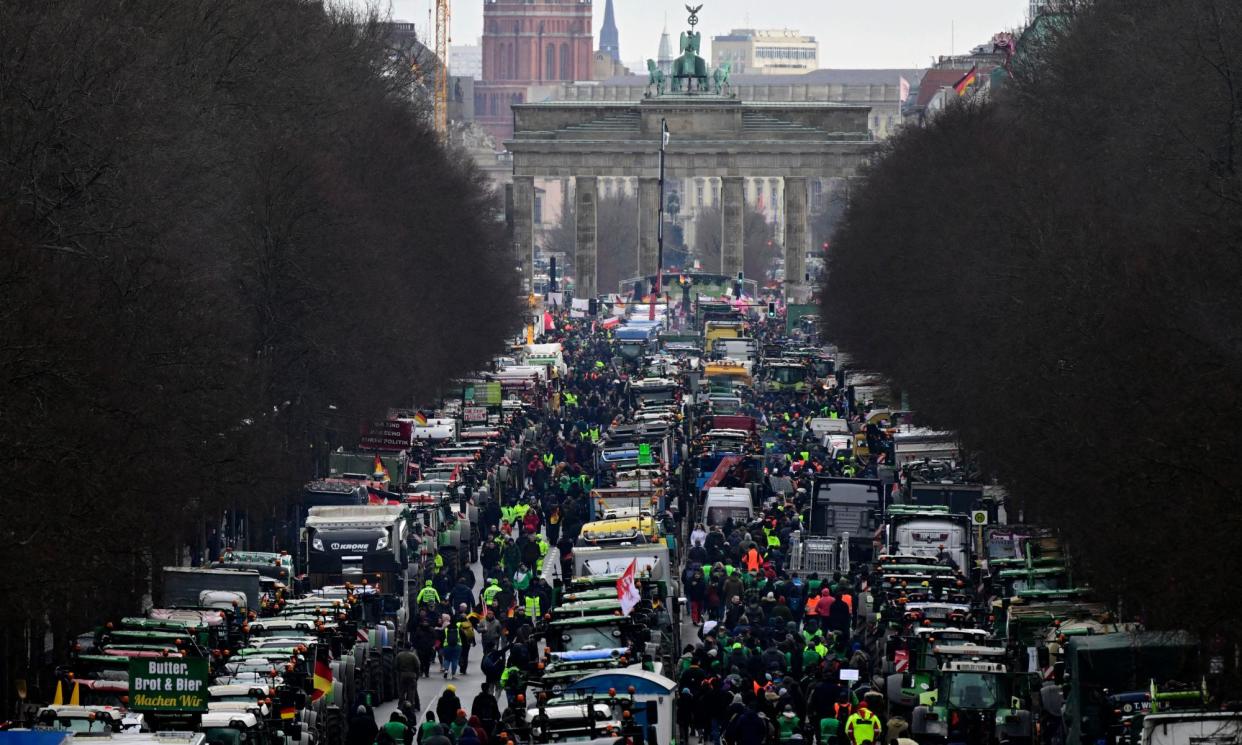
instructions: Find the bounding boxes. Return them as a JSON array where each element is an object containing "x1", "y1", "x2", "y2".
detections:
[{"x1": 506, "y1": 97, "x2": 874, "y2": 299}]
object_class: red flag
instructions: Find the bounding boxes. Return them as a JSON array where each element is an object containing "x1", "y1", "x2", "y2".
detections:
[
  {"x1": 616, "y1": 558, "x2": 641, "y2": 616},
  {"x1": 367, "y1": 486, "x2": 400, "y2": 505}
]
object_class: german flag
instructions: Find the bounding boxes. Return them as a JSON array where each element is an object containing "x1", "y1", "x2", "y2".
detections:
[
  {"x1": 371, "y1": 454, "x2": 389, "y2": 481},
  {"x1": 280, "y1": 706, "x2": 297, "y2": 720},
  {"x1": 312, "y1": 659, "x2": 333, "y2": 703},
  {"x1": 953, "y1": 65, "x2": 978, "y2": 96},
  {"x1": 413, "y1": 410, "x2": 428, "y2": 426}
]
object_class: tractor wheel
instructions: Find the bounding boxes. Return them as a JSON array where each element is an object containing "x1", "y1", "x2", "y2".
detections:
[
  {"x1": 341, "y1": 655, "x2": 356, "y2": 705},
  {"x1": 369, "y1": 654, "x2": 383, "y2": 702},
  {"x1": 381, "y1": 650, "x2": 396, "y2": 702},
  {"x1": 322, "y1": 705, "x2": 344, "y2": 745}
]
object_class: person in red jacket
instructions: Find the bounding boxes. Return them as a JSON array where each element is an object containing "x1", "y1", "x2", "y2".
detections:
[{"x1": 815, "y1": 588, "x2": 836, "y2": 618}]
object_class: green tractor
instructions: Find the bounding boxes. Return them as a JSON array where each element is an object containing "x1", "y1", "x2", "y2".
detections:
[
  {"x1": 910, "y1": 656, "x2": 1034, "y2": 745},
  {"x1": 884, "y1": 629, "x2": 996, "y2": 713}
]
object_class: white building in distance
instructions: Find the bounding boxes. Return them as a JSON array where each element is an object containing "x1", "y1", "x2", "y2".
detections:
[{"x1": 711, "y1": 28, "x2": 818, "y2": 75}]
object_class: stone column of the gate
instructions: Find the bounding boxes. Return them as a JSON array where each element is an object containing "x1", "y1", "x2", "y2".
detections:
[
  {"x1": 637, "y1": 178, "x2": 660, "y2": 278},
  {"x1": 574, "y1": 176, "x2": 598, "y2": 299},
  {"x1": 512, "y1": 176, "x2": 535, "y2": 291},
  {"x1": 783, "y1": 176, "x2": 809, "y2": 302},
  {"x1": 721, "y1": 177, "x2": 745, "y2": 278}
]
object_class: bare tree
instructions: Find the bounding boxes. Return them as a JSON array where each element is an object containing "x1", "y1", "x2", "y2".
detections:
[
  {"x1": 0, "y1": 0, "x2": 519, "y2": 700},
  {"x1": 692, "y1": 204, "x2": 779, "y2": 280},
  {"x1": 820, "y1": 0, "x2": 1242, "y2": 679}
]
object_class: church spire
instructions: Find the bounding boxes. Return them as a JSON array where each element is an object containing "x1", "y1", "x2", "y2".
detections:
[
  {"x1": 599, "y1": 0, "x2": 620, "y2": 62},
  {"x1": 657, "y1": 15, "x2": 673, "y2": 73}
]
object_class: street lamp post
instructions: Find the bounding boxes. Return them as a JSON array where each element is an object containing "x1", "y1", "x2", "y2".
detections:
[{"x1": 650, "y1": 118, "x2": 669, "y2": 321}]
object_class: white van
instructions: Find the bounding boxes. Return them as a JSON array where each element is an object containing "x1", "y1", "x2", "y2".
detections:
[
  {"x1": 809, "y1": 417, "x2": 851, "y2": 438},
  {"x1": 1143, "y1": 712, "x2": 1242, "y2": 745},
  {"x1": 407, "y1": 417, "x2": 457, "y2": 441},
  {"x1": 702, "y1": 487, "x2": 754, "y2": 529}
]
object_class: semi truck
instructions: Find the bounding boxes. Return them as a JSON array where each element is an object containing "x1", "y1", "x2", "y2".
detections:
[
  {"x1": 809, "y1": 476, "x2": 885, "y2": 563},
  {"x1": 160, "y1": 567, "x2": 262, "y2": 612},
  {"x1": 1052, "y1": 631, "x2": 1200, "y2": 745},
  {"x1": 302, "y1": 505, "x2": 410, "y2": 629},
  {"x1": 883, "y1": 505, "x2": 971, "y2": 572}
]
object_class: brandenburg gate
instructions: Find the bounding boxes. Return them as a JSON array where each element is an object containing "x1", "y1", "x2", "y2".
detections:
[{"x1": 505, "y1": 8, "x2": 875, "y2": 301}]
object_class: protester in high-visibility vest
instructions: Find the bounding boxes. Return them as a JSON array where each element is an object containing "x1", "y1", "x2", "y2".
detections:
[
  {"x1": 524, "y1": 594, "x2": 541, "y2": 618},
  {"x1": 416, "y1": 580, "x2": 440, "y2": 605},
  {"x1": 845, "y1": 701, "x2": 881, "y2": 745},
  {"x1": 743, "y1": 546, "x2": 762, "y2": 571},
  {"x1": 482, "y1": 578, "x2": 501, "y2": 606},
  {"x1": 500, "y1": 666, "x2": 525, "y2": 706}
]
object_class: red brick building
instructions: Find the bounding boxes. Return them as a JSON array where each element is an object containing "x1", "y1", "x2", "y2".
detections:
[{"x1": 475, "y1": 0, "x2": 595, "y2": 143}]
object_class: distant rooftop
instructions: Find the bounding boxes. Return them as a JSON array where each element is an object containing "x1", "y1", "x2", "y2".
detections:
[
  {"x1": 713, "y1": 28, "x2": 817, "y2": 43},
  {"x1": 595, "y1": 68, "x2": 921, "y2": 87}
]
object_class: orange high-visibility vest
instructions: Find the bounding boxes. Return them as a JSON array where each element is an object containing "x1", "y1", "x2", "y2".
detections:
[{"x1": 743, "y1": 548, "x2": 761, "y2": 572}]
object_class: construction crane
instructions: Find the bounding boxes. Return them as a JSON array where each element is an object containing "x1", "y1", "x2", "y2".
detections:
[{"x1": 434, "y1": 0, "x2": 450, "y2": 136}]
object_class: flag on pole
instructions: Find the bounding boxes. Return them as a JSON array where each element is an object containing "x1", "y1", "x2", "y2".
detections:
[
  {"x1": 953, "y1": 65, "x2": 978, "y2": 96},
  {"x1": 371, "y1": 454, "x2": 389, "y2": 481},
  {"x1": 313, "y1": 659, "x2": 333, "y2": 702},
  {"x1": 413, "y1": 411, "x2": 428, "y2": 426},
  {"x1": 616, "y1": 558, "x2": 641, "y2": 616}
]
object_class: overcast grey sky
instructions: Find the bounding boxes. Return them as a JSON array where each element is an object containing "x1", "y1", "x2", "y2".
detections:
[{"x1": 368, "y1": 0, "x2": 1030, "y2": 69}]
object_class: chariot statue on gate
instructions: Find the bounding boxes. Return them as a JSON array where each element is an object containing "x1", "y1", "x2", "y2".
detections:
[
  {"x1": 645, "y1": 4, "x2": 736, "y2": 98},
  {"x1": 670, "y1": 5, "x2": 709, "y2": 93}
]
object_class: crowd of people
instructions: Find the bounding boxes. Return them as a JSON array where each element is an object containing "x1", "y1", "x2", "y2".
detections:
[{"x1": 360, "y1": 307, "x2": 905, "y2": 745}]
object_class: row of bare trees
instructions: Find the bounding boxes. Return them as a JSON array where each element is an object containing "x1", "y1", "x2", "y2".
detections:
[
  {"x1": 0, "y1": 0, "x2": 519, "y2": 697},
  {"x1": 822, "y1": 0, "x2": 1242, "y2": 642}
]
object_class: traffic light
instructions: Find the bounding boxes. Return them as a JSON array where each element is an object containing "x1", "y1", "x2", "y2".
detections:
[
  {"x1": 768, "y1": 301, "x2": 776, "y2": 315},
  {"x1": 588, "y1": 298, "x2": 598, "y2": 316}
]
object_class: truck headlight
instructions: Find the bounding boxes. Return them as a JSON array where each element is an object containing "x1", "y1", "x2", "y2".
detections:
[{"x1": 312, "y1": 537, "x2": 324, "y2": 552}]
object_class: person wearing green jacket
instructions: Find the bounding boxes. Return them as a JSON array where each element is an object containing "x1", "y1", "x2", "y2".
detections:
[
  {"x1": 416, "y1": 712, "x2": 441, "y2": 745},
  {"x1": 378, "y1": 712, "x2": 411, "y2": 745},
  {"x1": 819, "y1": 714, "x2": 842, "y2": 745},
  {"x1": 778, "y1": 706, "x2": 801, "y2": 742}
]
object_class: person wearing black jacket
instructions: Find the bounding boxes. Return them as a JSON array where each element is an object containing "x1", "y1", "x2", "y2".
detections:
[
  {"x1": 411, "y1": 623, "x2": 436, "y2": 678},
  {"x1": 435, "y1": 686, "x2": 462, "y2": 731},
  {"x1": 345, "y1": 705, "x2": 377, "y2": 745},
  {"x1": 471, "y1": 687, "x2": 502, "y2": 737}
]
